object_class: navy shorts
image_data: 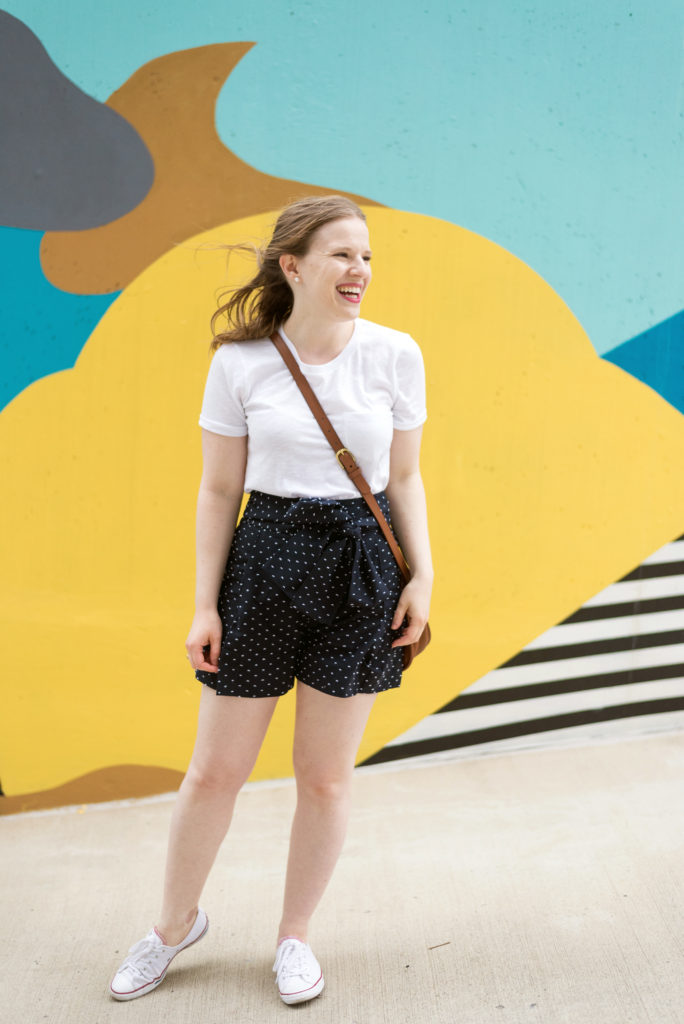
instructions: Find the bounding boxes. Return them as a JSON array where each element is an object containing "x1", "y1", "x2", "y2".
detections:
[{"x1": 195, "y1": 490, "x2": 406, "y2": 698}]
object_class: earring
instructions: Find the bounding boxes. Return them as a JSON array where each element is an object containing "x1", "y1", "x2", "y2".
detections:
[{"x1": 294, "y1": 276, "x2": 300, "y2": 282}]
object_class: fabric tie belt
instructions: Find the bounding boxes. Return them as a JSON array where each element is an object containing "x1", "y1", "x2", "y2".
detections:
[{"x1": 249, "y1": 494, "x2": 398, "y2": 625}]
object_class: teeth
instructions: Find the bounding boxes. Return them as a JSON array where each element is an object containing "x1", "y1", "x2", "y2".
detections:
[{"x1": 338, "y1": 287, "x2": 360, "y2": 294}]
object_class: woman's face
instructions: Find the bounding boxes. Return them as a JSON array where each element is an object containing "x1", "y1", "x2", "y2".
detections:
[{"x1": 284, "y1": 216, "x2": 372, "y2": 324}]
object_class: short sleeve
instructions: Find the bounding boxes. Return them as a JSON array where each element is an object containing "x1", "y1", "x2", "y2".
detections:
[
  {"x1": 392, "y1": 335, "x2": 428, "y2": 430},
  {"x1": 198, "y1": 344, "x2": 248, "y2": 437}
]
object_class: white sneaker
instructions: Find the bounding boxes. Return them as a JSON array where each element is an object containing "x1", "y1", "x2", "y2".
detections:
[
  {"x1": 109, "y1": 908, "x2": 209, "y2": 1001},
  {"x1": 272, "y1": 937, "x2": 325, "y2": 1005}
]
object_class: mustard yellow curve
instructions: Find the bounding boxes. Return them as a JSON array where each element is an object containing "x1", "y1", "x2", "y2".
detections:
[{"x1": 2, "y1": 207, "x2": 684, "y2": 798}]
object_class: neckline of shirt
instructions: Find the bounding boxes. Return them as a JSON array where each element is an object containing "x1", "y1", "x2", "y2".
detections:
[{"x1": 278, "y1": 320, "x2": 359, "y2": 371}]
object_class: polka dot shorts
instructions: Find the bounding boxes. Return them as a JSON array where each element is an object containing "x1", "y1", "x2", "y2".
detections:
[{"x1": 195, "y1": 490, "x2": 406, "y2": 698}]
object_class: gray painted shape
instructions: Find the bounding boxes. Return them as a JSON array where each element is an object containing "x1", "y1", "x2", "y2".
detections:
[{"x1": 0, "y1": 11, "x2": 154, "y2": 230}]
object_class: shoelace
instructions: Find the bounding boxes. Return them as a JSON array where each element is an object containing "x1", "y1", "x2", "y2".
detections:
[
  {"x1": 274, "y1": 940, "x2": 311, "y2": 982},
  {"x1": 119, "y1": 933, "x2": 166, "y2": 982}
]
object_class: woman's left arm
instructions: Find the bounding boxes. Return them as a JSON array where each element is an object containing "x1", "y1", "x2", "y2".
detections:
[{"x1": 384, "y1": 425, "x2": 433, "y2": 649}]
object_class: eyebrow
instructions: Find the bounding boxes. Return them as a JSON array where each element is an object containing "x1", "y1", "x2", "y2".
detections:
[{"x1": 320, "y1": 244, "x2": 373, "y2": 255}]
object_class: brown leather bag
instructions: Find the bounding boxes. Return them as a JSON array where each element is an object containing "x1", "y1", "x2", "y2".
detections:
[{"x1": 270, "y1": 331, "x2": 431, "y2": 670}]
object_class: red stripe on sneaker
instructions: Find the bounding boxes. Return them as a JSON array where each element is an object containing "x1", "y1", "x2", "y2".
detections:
[{"x1": 279, "y1": 971, "x2": 323, "y2": 996}]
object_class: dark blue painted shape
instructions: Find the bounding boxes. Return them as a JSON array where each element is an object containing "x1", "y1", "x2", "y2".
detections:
[
  {"x1": 0, "y1": 11, "x2": 154, "y2": 230},
  {"x1": 603, "y1": 310, "x2": 684, "y2": 416},
  {"x1": 0, "y1": 228, "x2": 117, "y2": 413}
]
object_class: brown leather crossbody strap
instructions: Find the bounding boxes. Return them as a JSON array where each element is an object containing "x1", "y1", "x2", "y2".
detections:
[{"x1": 270, "y1": 331, "x2": 411, "y2": 584}]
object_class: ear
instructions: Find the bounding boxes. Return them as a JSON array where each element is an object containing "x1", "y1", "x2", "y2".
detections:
[{"x1": 279, "y1": 253, "x2": 299, "y2": 280}]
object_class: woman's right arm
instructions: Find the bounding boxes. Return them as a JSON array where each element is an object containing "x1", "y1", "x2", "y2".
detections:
[{"x1": 185, "y1": 428, "x2": 248, "y2": 672}]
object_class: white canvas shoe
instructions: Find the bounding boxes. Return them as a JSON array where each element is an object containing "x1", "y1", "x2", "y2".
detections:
[
  {"x1": 109, "y1": 908, "x2": 209, "y2": 1001},
  {"x1": 272, "y1": 937, "x2": 325, "y2": 1005}
]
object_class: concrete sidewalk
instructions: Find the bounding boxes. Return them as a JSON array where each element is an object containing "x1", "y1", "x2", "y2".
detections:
[{"x1": 1, "y1": 731, "x2": 683, "y2": 1024}]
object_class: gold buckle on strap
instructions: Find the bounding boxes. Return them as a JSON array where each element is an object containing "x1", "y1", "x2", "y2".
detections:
[{"x1": 336, "y1": 447, "x2": 357, "y2": 467}]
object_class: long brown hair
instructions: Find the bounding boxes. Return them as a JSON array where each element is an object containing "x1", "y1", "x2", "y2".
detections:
[{"x1": 209, "y1": 195, "x2": 366, "y2": 350}]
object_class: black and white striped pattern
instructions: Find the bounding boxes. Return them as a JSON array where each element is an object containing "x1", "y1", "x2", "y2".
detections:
[{"x1": 361, "y1": 532, "x2": 684, "y2": 766}]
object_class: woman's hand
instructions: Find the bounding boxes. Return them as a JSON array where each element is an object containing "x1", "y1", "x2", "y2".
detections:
[
  {"x1": 390, "y1": 576, "x2": 432, "y2": 648},
  {"x1": 185, "y1": 608, "x2": 223, "y2": 672}
]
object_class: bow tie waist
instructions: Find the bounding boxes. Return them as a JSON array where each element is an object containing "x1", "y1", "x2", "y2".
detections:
[{"x1": 243, "y1": 493, "x2": 398, "y2": 624}]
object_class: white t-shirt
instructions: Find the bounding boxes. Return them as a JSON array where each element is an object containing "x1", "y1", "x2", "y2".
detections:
[{"x1": 198, "y1": 318, "x2": 427, "y2": 499}]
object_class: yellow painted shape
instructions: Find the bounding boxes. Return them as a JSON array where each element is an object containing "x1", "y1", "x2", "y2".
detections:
[{"x1": 2, "y1": 207, "x2": 684, "y2": 796}]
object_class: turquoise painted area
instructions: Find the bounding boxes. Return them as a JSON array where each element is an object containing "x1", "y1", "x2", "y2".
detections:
[
  {"x1": 0, "y1": 228, "x2": 116, "y2": 412},
  {"x1": 0, "y1": 0, "x2": 683, "y2": 389},
  {"x1": 604, "y1": 311, "x2": 684, "y2": 416}
]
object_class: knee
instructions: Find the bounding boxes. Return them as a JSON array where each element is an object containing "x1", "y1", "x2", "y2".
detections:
[
  {"x1": 183, "y1": 759, "x2": 246, "y2": 798},
  {"x1": 294, "y1": 767, "x2": 351, "y2": 805}
]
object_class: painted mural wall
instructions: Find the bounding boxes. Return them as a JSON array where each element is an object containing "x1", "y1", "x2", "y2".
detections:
[{"x1": 1, "y1": 1, "x2": 683, "y2": 813}]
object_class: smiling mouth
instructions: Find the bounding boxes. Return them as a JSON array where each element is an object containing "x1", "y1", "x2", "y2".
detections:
[{"x1": 337, "y1": 286, "x2": 362, "y2": 303}]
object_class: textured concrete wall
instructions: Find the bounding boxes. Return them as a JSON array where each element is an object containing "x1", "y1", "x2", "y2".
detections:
[{"x1": 1, "y1": 2, "x2": 683, "y2": 811}]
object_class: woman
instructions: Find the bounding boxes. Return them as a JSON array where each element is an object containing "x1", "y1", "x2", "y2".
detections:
[{"x1": 109, "y1": 195, "x2": 432, "y2": 1006}]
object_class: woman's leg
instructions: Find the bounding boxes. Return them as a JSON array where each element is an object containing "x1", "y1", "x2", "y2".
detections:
[
  {"x1": 277, "y1": 683, "x2": 377, "y2": 944},
  {"x1": 157, "y1": 685, "x2": 279, "y2": 945}
]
